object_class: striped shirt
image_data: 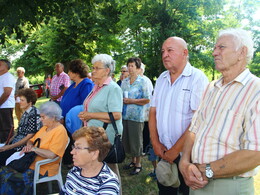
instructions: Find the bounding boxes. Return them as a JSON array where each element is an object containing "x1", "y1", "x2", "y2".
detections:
[
  {"x1": 61, "y1": 163, "x2": 120, "y2": 195},
  {"x1": 151, "y1": 63, "x2": 209, "y2": 149},
  {"x1": 50, "y1": 72, "x2": 70, "y2": 102},
  {"x1": 191, "y1": 69, "x2": 260, "y2": 177}
]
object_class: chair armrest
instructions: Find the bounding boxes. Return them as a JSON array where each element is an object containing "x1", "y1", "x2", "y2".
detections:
[{"x1": 34, "y1": 156, "x2": 60, "y2": 181}]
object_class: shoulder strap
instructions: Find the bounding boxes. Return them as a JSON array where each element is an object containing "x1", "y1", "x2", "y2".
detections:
[{"x1": 103, "y1": 112, "x2": 119, "y2": 135}]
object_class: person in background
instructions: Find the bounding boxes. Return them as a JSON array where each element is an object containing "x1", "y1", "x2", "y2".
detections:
[
  {"x1": 50, "y1": 62, "x2": 70, "y2": 105},
  {"x1": 149, "y1": 37, "x2": 208, "y2": 195},
  {"x1": 0, "y1": 101, "x2": 68, "y2": 194},
  {"x1": 111, "y1": 73, "x2": 116, "y2": 82},
  {"x1": 61, "y1": 126, "x2": 119, "y2": 195},
  {"x1": 117, "y1": 65, "x2": 129, "y2": 86},
  {"x1": 121, "y1": 57, "x2": 149, "y2": 175},
  {"x1": 179, "y1": 28, "x2": 260, "y2": 195},
  {"x1": 139, "y1": 63, "x2": 153, "y2": 154},
  {"x1": 138, "y1": 63, "x2": 157, "y2": 178},
  {"x1": 45, "y1": 74, "x2": 52, "y2": 98},
  {"x1": 15, "y1": 67, "x2": 30, "y2": 122},
  {"x1": 0, "y1": 59, "x2": 15, "y2": 143},
  {"x1": 0, "y1": 88, "x2": 42, "y2": 166},
  {"x1": 60, "y1": 59, "x2": 94, "y2": 168},
  {"x1": 87, "y1": 72, "x2": 92, "y2": 80},
  {"x1": 78, "y1": 54, "x2": 123, "y2": 192}
]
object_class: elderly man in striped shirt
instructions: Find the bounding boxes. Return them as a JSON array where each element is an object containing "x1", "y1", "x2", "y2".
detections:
[{"x1": 180, "y1": 28, "x2": 260, "y2": 195}]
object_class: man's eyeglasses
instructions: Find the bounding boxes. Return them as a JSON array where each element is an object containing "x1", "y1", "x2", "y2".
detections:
[
  {"x1": 121, "y1": 71, "x2": 128, "y2": 73},
  {"x1": 72, "y1": 145, "x2": 91, "y2": 151},
  {"x1": 91, "y1": 67, "x2": 106, "y2": 71}
]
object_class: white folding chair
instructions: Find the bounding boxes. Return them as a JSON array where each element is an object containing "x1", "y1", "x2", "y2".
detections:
[{"x1": 33, "y1": 138, "x2": 70, "y2": 195}]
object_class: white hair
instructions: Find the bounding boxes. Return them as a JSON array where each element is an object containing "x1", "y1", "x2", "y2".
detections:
[
  {"x1": 121, "y1": 65, "x2": 127, "y2": 70},
  {"x1": 91, "y1": 54, "x2": 116, "y2": 75},
  {"x1": 17, "y1": 67, "x2": 25, "y2": 73},
  {"x1": 39, "y1": 101, "x2": 62, "y2": 121},
  {"x1": 218, "y1": 28, "x2": 254, "y2": 64}
]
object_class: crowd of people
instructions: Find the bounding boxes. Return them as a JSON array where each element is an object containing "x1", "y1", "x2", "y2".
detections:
[{"x1": 0, "y1": 27, "x2": 259, "y2": 195}]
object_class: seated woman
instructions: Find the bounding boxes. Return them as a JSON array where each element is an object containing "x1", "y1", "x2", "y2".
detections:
[
  {"x1": 0, "y1": 101, "x2": 68, "y2": 195},
  {"x1": 60, "y1": 126, "x2": 120, "y2": 195},
  {"x1": 0, "y1": 88, "x2": 42, "y2": 166}
]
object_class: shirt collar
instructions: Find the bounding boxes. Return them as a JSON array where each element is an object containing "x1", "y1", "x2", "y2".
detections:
[
  {"x1": 215, "y1": 69, "x2": 251, "y2": 88},
  {"x1": 94, "y1": 77, "x2": 112, "y2": 88},
  {"x1": 25, "y1": 106, "x2": 33, "y2": 114},
  {"x1": 163, "y1": 62, "x2": 192, "y2": 81}
]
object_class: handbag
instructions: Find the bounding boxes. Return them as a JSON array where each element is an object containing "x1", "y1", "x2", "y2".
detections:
[
  {"x1": 8, "y1": 138, "x2": 41, "y2": 173},
  {"x1": 103, "y1": 112, "x2": 125, "y2": 164}
]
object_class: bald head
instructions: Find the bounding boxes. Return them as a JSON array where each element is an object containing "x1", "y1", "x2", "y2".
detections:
[{"x1": 164, "y1": 37, "x2": 188, "y2": 50}]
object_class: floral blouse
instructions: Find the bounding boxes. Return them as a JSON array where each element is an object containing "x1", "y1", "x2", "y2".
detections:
[{"x1": 121, "y1": 75, "x2": 149, "y2": 122}]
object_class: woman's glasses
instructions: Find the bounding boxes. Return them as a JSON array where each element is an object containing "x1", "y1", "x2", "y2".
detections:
[{"x1": 72, "y1": 145, "x2": 91, "y2": 151}]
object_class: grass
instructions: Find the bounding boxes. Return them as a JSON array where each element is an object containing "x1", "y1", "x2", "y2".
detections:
[{"x1": 14, "y1": 97, "x2": 260, "y2": 194}]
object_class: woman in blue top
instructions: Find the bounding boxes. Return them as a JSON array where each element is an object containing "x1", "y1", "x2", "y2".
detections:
[
  {"x1": 60, "y1": 59, "x2": 94, "y2": 166},
  {"x1": 121, "y1": 57, "x2": 149, "y2": 175},
  {"x1": 60, "y1": 59, "x2": 94, "y2": 118}
]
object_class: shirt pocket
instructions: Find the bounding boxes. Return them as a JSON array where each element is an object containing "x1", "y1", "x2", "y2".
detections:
[{"x1": 215, "y1": 108, "x2": 243, "y2": 148}]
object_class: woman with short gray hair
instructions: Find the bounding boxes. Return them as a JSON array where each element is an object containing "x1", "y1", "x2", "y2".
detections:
[
  {"x1": 39, "y1": 101, "x2": 63, "y2": 121},
  {"x1": 78, "y1": 54, "x2": 123, "y2": 194}
]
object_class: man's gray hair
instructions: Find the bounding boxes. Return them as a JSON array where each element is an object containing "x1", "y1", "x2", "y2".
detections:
[
  {"x1": 91, "y1": 54, "x2": 116, "y2": 75},
  {"x1": 218, "y1": 28, "x2": 254, "y2": 64},
  {"x1": 39, "y1": 101, "x2": 62, "y2": 121},
  {"x1": 17, "y1": 67, "x2": 25, "y2": 73},
  {"x1": 56, "y1": 62, "x2": 64, "y2": 68}
]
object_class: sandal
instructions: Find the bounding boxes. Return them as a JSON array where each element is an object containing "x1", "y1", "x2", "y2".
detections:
[
  {"x1": 123, "y1": 162, "x2": 135, "y2": 170},
  {"x1": 130, "y1": 166, "x2": 142, "y2": 175}
]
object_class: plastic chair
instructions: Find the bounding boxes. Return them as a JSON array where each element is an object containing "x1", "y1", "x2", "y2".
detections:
[{"x1": 33, "y1": 138, "x2": 70, "y2": 195}]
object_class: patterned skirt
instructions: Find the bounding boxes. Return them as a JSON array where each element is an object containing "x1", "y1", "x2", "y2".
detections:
[{"x1": 0, "y1": 166, "x2": 34, "y2": 195}]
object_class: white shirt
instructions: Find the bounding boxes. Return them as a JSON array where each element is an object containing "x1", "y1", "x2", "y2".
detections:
[
  {"x1": 0, "y1": 72, "x2": 15, "y2": 108},
  {"x1": 151, "y1": 63, "x2": 208, "y2": 149}
]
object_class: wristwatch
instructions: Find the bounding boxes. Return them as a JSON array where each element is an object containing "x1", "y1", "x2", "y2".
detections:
[{"x1": 205, "y1": 163, "x2": 214, "y2": 179}]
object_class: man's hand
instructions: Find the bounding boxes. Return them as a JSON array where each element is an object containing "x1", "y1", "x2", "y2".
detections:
[
  {"x1": 163, "y1": 148, "x2": 179, "y2": 163},
  {"x1": 153, "y1": 141, "x2": 167, "y2": 159},
  {"x1": 179, "y1": 160, "x2": 208, "y2": 190}
]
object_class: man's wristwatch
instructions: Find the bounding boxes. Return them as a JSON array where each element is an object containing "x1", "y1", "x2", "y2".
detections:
[{"x1": 205, "y1": 163, "x2": 214, "y2": 179}]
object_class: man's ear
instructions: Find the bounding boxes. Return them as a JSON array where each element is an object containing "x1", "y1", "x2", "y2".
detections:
[
  {"x1": 239, "y1": 46, "x2": 247, "y2": 61},
  {"x1": 183, "y1": 49, "x2": 189, "y2": 57}
]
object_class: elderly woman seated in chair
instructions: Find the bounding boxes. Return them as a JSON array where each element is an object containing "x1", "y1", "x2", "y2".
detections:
[
  {"x1": 0, "y1": 101, "x2": 68, "y2": 195},
  {"x1": 60, "y1": 126, "x2": 120, "y2": 195}
]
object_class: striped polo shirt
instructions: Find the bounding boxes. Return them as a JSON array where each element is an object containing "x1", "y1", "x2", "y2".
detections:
[
  {"x1": 191, "y1": 69, "x2": 260, "y2": 177},
  {"x1": 61, "y1": 163, "x2": 119, "y2": 194}
]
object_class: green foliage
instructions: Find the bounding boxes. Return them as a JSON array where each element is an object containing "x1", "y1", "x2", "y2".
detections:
[{"x1": 0, "y1": 0, "x2": 259, "y2": 80}]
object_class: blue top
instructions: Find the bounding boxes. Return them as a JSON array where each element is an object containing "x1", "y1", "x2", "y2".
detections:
[
  {"x1": 60, "y1": 78, "x2": 94, "y2": 117},
  {"x1": 66, "y1": 105, "x2": 83, "y2": 134},
  {"x1": 121, "y1": 75, "x2": 149, "y2": 122}
]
